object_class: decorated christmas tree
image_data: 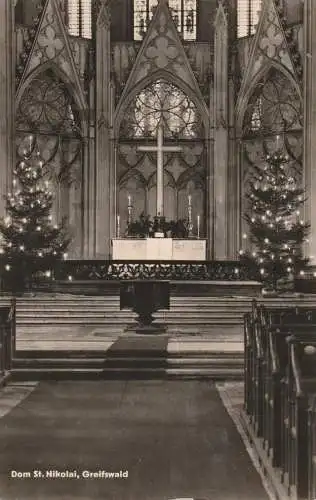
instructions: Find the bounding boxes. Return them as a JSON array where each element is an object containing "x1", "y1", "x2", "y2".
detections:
[
  {"x1": 0, "y1": 147, "x2": 70, "y2": 292},
  {"x1": 240, "y1": 149, "x2": 310, "y2": 292}
]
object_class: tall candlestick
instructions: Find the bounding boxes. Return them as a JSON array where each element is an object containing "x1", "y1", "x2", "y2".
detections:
[
  {"x1": 197, "y1": 215, "x2": 200, "y2": 239},
  {"x1": 127, "y1": 196, "x2": 132, "y2": 227},
  {"x1": 188, "y1": 204, "x2": 193, "y2": 238},
  {"x1": 117, "y1": 215, "x2": 120, "y2": 237}
]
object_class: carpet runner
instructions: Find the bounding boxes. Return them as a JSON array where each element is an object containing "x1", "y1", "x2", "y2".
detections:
[{"x1": 0, "y1": 380, "x2": 269, "y2": 500}]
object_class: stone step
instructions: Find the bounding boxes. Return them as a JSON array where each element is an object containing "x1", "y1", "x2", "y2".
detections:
[
  {"x1": 15, "y1": 303, "x2": 251, "y2": 310},
  {"x1": 12, "y1": 352, "x2": 243, "y2": 380},
  {"x1": 16, "y1": 317, "x2": 243, "y2": 325},
  {"x1": 16, "y1": 311, "x2": 244, "y2": 319},
  {"x1": 11, "y1": 367, "x2": 243, "y2": 381}
]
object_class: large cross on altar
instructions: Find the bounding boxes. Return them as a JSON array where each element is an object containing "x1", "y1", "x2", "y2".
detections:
[{"x1": 137, "y1": 123, "x2": 182, "y2": 217}]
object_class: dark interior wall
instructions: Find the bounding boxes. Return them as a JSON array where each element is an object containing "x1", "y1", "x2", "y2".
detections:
[
  {"x1": 110, "y1": 0, "x2": 133, "y2": 41},
  {"x1": 283, "y1": 0, "x2": 303, "y2": 24},
  {"x1": 15, "y1": 0, "x2": 39, "y2": 26},
  {"x1": 197, "y1": 0, "x2": 217, "y2": 42}
]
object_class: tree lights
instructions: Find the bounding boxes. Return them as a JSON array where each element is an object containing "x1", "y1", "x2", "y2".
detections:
[
  {"x1": 240, "y1": 151, "x2": 310, "y2": 292},
  {"x1": 0, "y1": 144, "x2": 71, "y2": 292}
]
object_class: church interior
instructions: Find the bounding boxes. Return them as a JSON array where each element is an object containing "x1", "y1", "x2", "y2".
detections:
[{"x1": 0, "y1": 0, "x2": 315, "y2": 499}]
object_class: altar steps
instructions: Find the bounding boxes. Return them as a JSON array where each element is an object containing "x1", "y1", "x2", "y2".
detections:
[
  {"x1": 11, "y1": 296, "x2": 250, "y2": 340},
  {"x1": 11, "y1": 350, "x2": 244, "y2": 381}
]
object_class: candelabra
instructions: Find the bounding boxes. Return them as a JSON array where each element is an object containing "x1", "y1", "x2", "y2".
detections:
[
  {"x1": 188, "y1": 196, "x2": 193, "y2": 238},
  {"x1": 116, "y1": 215, "x2": 120, "y2": 238},
  {"x1": 127, "y1": 196, "x2": 133, "y2": 227}
]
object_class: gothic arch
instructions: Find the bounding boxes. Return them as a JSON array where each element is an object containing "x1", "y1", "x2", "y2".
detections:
[
  {"x1": 16, "y1": 61, "x2": 88, "y2": 137},
  {"x1": 235, "y1": 61, "x2": 302, "y2": 139},
  {"x1": 119, "y1": 169, "x2": 147, "y2": 188},
  {"x1": 15, "y1": 65, "x2": 85, "y2": 257},
  {"x1": 114, "y1": 69, "x2": 209, "y2": 138}
]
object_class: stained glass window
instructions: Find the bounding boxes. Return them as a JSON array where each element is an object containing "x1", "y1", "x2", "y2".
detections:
[
  {"x1": 243, "y1": 71, "x2": 303, "y2": 138},
  {"x1": 237, "y1": 0, "x2": 262, "y2": 38},
  {"x1": 133, "y1": 0, "x2": 197, "y2": 41},
  {"x1": 67, "y1": 0, "x2": 92, "y2": 39},
  {"x1": 120, "y1": 79, "x2": 201, "y2": 139},
  {"x1": 16, "y1": 71, "x2": 81, "y2": 138}
]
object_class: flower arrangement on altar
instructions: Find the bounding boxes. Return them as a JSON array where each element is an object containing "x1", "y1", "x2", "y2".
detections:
[{"x1": 126, "y1": 213, "x2": 189, "y2": 238}]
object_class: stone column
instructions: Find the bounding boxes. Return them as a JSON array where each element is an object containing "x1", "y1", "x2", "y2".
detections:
[
  {"x1": 95, "y1": 1, "x2": 113, "y2": 258},
  {"x1": 213, "y1": 3, "x2": 229, "y2": 259},
  {"x1": 0, "y1": 0, "x2": 14, "y2": 218},
  {"x1": 303, "y1": 0, "x2": 316, "y2": 262}
]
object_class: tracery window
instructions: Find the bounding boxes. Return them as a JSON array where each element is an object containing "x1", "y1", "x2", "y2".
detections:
[
  {"x1": 16, "y1": 71, "x2": 81, "y2": 138},
  {"x1": 16, "y1": 70, "x2": 82, "y2": 180},
  {"x1": 67, "y1": 0, "x2": 92, "y2": 39},
  {"x1": 120, "y1": 80, "x2": 201, "y2": 139},
  {"x1": 237, "y1": 0, "x2": 262, "y2": 38},
  {"x1": 133, "y1": 0, "x2": 196, "y2": 41},
  {"x1": 243, "y1": 71, "x2": 302, "y2": 138},
  {"x1": 250, "y1": 96, "x2": 262, "y2": 132}
]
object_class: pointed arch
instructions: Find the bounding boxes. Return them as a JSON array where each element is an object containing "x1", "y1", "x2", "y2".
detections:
[
  {"x1": 235, "y1": 60, "x2": 302, "y2": 138},
  {"x1": 114, "y1": 70, "x2": 209, "y2": 138},
  {"x1": 16, "y1": 61, "x2": 87, "y2": 136}
]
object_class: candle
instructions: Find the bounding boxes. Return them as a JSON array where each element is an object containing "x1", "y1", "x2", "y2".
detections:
[
  {"x1": 197, "y1": 215, "x2": 200, "y2": 238},
  {"x1": 188, "y1": 195, "x2": 192, "y2": 207},
  {"x1": 128, "y1": 194, "x2": 132, "y2": 206},
  {"x1": 276, "y1": 135, "x2": 280, "y2": 150},
  {"x1": 117, "y1": 215, "x2": 120, "y2": 237}
]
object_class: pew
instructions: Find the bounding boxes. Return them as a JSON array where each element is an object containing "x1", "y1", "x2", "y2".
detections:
[
  {"x1": 284, "y1": 335, "x2": 316, "y2": 499},
  {"x1": 308, "y1": 394, "x2": 316, "y2": 500},
  {"x1": 0, "y1": 300, "x2": 16, "y2": 385},
  {"x1": 244, "y1": 301, "x2": 316, "y2": 500}
]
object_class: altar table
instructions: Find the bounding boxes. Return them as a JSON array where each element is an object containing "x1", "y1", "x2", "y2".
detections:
[{"x1": 112, "y1": 238, "x2": 206, "y2": 261}]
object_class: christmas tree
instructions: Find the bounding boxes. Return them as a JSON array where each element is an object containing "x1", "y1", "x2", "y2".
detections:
[
  {"x1": 0, "y1": 145, "x2": 71, "y2": 292},
  {"x1": 240, "y1": 149, "x2": 310, "y2": 292}
]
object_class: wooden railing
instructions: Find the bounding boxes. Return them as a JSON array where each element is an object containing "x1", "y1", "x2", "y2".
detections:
[
  {"x1": 0, "y1": 299, "x2": 16, "y2": 385},
  {"x1": 244, "y1": 300, "x2": 316, "y2": 499}
]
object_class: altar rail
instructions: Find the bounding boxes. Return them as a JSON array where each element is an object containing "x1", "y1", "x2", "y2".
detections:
[
  {"x1": 51, "y1": 260, "x2": 259, "y2": 282},
  {"x1": 244, "y1": 300, "x2": 316, "y2": 499}
]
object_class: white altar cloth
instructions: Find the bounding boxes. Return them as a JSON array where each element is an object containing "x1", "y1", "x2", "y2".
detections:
[{"x1": 112, "y1": 238, "x2": 206, "y2": 261}]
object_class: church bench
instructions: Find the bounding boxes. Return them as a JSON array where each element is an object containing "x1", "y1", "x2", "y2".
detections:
[
  {"x1": 244, "y1": 302, "x2": 316, "y2": 465},
  {"x1": 308, "y1": 394, "x2": 316, "y2": 500},
  {"x1": 280, "y1": 335, "x2": 316, "y2": 499},
  {"x1": 0, "y1": 299, "x2": 16, "y2": 385},
  {"x1": 262, "y1": 325, "x2": 316, "y2": 470}
]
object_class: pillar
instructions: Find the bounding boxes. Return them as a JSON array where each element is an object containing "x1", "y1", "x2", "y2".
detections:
[
  {"x1": 212, "y1": 3, "x2": 229, "y2": 259},
  {"x1": 303, "y1": 0, "x2": 316, "y2": 263},
  {"x1": 0, "y1": 0, "x2": 14, "y2": 218},
  {"x1": 95, "y1": 1, "x2": 114, "y2": 258}
]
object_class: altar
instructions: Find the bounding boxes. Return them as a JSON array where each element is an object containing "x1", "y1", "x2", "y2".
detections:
[
  {"x1": 114, "y1": 123, "x2": 206, "y2": 261},
  {"x1": 112, "y1": 238, "x2": 206, "y2": 261}
]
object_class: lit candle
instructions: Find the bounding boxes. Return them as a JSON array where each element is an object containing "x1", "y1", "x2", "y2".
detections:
[
  {"x1": 188, "y1": 195, "x2": 192, "y2": 207},
  {"x1": 128, "y1": 194, "x2": 132, "y2": 206},
  {"x1": 197, "y1": 214, "x2": 200, "y2": 238},
  {"x1": 29, "y1": 135, "x2": 33, "y2": 150},
  {"x1": 276, "y1": 135, "x2": 280, "y2": 150}
]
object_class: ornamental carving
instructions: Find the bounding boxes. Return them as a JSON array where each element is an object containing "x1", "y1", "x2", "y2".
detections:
[
  {"x1": 26, "y1": 1, "x2": 75, "y2": 86},
  {"x1": 249, "y1": 0, "x2": 298, "y2": 81}
]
